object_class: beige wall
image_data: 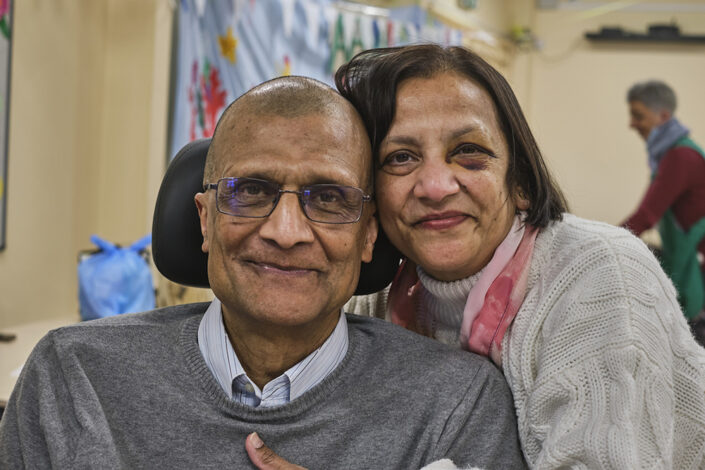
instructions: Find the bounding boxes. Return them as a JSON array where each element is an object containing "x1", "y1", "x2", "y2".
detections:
[
  {"x1": 0, "y1": 0, "x2": 172, "y2": 328},
  {"x1": 421, "y1": 0, "x2": 516, "y2": 74},
  {"x1": 519, "y1": 5, "x2": 705, "y2": 227}
]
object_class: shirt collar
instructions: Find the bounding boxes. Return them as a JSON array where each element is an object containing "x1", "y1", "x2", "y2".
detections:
[{"x1": 198, "y1": 297, "x2": 348, "y2": 406}]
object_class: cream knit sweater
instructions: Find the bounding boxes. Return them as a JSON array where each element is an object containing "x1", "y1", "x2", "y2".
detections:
[{"x1": 346, "y1": 214, "x2": 705, "y2": 469}]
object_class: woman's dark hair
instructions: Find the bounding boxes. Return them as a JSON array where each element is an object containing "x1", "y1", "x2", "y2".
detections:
[{"x1": 335, "y1": 44, "x2": 568, "y2": 228}]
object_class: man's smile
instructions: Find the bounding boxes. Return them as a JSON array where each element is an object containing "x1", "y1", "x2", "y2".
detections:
[{"x1": 244, "y1": 259, "x2": 322, "y2": 276}]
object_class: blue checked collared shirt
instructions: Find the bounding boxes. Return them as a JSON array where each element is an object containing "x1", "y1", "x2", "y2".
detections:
[{"x1": 197, "y1": 297, "x2": 348, "y2": 408}]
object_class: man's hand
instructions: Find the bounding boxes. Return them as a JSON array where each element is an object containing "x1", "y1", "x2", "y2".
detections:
[{"x1": 245, "y1": 433, "x2": 308, "y2": 470}]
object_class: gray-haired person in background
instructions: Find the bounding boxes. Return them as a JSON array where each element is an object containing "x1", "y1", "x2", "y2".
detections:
[{"x1": 621, "y1": 80, "x2": 705, "y2": 342}]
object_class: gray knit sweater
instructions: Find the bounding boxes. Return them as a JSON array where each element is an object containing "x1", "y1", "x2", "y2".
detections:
[{"x1": 0, "y1": 303, "x2": 526, "y2": 469}]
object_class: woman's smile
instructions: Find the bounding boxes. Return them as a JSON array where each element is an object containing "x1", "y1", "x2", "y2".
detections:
[{"x1": 415, "y1": 211, "x2": 470, "y2": 230}]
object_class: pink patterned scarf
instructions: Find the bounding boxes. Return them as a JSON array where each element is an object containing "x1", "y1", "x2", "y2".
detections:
[{"x1": 388, "y1": 217, "x2": 538, "y2": 367}]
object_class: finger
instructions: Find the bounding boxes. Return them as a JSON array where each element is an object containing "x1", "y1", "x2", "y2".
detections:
[{"x1": 245, "y1": 432, "x2": 307, "y2": 470}]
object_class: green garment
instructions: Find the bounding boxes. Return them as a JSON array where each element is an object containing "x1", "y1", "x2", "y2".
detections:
[{"x1": 657, "y1": 137, "x2": 705, "y2": 319}]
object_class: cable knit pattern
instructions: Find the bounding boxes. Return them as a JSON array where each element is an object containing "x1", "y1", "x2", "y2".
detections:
[
  {"x1": 345, "y1": 287, "x2": 389, "y2": 320},
  {"x1": 346, "y1": 214, "x2": 705, "y2": 469}
]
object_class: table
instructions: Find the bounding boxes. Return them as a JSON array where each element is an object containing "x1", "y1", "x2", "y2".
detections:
[{"x1": 0, "y1": 316, "x2": 78, "y2": 407}]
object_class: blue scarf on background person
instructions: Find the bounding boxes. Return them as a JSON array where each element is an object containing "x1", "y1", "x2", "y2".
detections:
[{"x1": 647, "y1": 117, "x2": 690, "y2": 174}]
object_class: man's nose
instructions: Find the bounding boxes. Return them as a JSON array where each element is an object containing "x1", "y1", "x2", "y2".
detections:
[
  {"x1": 258, "y1": 193, "x2": 315, "y2": 249},
  {"x1": 413, "y1": 155, "x2": 461, "y2": 202}
]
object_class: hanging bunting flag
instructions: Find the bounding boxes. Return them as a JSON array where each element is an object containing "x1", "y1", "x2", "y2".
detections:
[
  {"x1": 218, "y1": 26, "x2": 238, "y2": 63},
  {"x1": 170, "y1": 0, "x2": 462, "y2": 158},
  {"x1": 350, "y1": 17, "x2": 365, "y2": 59}
]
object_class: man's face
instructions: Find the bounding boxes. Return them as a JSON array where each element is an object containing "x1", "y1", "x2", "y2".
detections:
[
  {"x1": 629, "y1": 100, "x2": 670, "y2": 141},
  {"x1": 195, "y1": 111, "x2": 377, "y2": 330}
]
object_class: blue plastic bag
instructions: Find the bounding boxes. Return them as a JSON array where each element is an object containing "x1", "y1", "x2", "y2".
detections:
[{"x1": 78, "y1": 234, "x2": 156, "y2": 321}]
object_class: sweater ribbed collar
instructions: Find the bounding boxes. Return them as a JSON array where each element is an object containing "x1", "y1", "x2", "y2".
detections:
[{"x1": 415, "y1": 266, "x2": 483, "y2": 347}]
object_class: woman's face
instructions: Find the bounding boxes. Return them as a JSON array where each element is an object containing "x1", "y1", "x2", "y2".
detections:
[{"x1": 376, "y1": 72, "x2": 526, "y2": 281}]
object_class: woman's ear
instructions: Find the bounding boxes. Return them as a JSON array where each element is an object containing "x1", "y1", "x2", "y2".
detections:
[{"x1": 514, "y1": 187, "x2": 530, "y2": 211}]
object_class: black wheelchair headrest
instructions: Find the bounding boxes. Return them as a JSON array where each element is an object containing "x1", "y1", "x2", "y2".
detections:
[{"x1": 151, "y1": 138, "x2": 401, "y2": 295}]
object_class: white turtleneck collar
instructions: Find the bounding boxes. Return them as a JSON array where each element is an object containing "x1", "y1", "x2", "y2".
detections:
[{"x1": 415, "y1": 265, "x2": 485, "y2": 348}]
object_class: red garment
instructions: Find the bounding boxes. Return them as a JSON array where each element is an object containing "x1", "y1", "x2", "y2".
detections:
[{"x1": 621, "y1": 146, "x2": 705, "y2": 259}]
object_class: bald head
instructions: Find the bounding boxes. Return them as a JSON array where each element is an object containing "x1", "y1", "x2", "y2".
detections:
[{"x1": 204, "y1": 76, "x2": 371, "y2": 190}]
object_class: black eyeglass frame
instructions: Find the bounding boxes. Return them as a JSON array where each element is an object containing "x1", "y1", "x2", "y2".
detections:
[{"x1": 203, "y1": 177, "x2": 373, "y2": 224}]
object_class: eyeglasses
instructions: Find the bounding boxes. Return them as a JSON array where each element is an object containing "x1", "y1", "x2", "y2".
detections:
[{"x1": 204, "y1": 177, "x2": 372, "y2": 224}]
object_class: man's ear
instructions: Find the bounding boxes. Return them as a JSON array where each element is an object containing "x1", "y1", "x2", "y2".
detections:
[
  {"x1": 660, "y1": 109, "x2": 673, "y2": 124},
  {"x1": 194, "y1": 192, "x2": 210, "y2": 254},
  {"x1": 361, "y1": 205, "x2": 378, "y2": 263},
  {"x1": 514, "y1": 187, "x2": 530, "y2": 211}
]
